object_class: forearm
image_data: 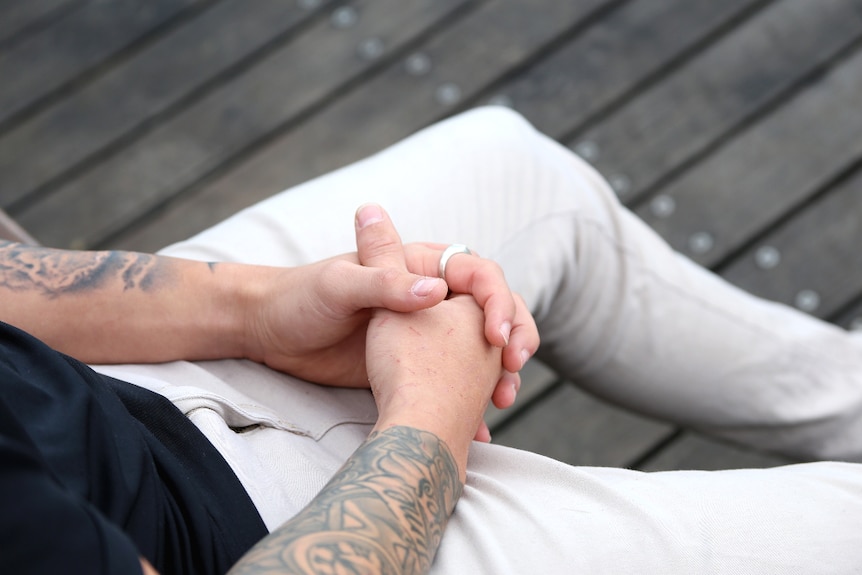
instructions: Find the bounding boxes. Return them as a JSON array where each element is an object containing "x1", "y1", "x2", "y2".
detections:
[
  {"x1": 229, "y1": 425, "x2": 462, "y2": 575},
  {"x1": 0, "y1": 240, "x2": 255, "y2": 363}
]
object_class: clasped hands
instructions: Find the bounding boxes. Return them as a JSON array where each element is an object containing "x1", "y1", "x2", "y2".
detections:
[{"x1": 244, "y1": 204, "x2": 539, "y2": 449}]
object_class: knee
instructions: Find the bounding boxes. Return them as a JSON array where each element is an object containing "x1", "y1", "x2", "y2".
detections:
[
  {"x1": 439, "y1": 105, "x2": 542, "y2": 151},
  {"x1": 453, "y1": 105, "x2": 535, "y2": 131}
]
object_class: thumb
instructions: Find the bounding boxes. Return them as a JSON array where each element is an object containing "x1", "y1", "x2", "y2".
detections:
[
  {"x1": 355, "y1": 203, "x2": 409, "y2": 271},
  {"x1": 334, "y1": 265, "x2": 448, "y2": 312},
  {"x1": 353, "y1": 203, "x2": 447, "y2": 309}
]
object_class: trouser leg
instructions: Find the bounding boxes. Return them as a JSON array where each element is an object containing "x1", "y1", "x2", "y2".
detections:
[
  {"x1": 432, "y1": 444, "x2": 862, "y2": 574},
  {"x1": 105, "y1": 107, "x2": 862, "y2": 573},
  {"x1": 161, "y1": 106, "x2": 862, "y2": 462}
]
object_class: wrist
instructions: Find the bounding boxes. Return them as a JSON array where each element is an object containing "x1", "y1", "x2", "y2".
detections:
[
  {"x1": 374, "y1": 396, "x2": 480, "y2": 482},
  {"x1": 176, "y1": 260, "x2": 267, "y2": 363},
  {"x1": 216, "y1": 262, "x2": 271, "y2": 363}
]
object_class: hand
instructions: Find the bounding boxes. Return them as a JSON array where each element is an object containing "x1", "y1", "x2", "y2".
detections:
[
  {"x1": 367, "y1": 296, "x2": 503, "y2": 471},
  {"x1": 242, "y1": 250, "x2": 444, "y2": 386},
  {"x1": 402, "y1": 242, "x2": 536, "y2": 371},
  {"x1": 245, "y1": 205, "x2": 539, "y2": 403},
  {"x1": 401, "y1": 242, "x2": 536, "y2": 419},
  {"x1": 358, "y1": 219, "x2": 503, "y2": 468}
]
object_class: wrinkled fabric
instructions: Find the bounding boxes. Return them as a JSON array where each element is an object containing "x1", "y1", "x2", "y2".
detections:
[{"x1": 95, "y1": 107, "x2": 862, "y2": 573}]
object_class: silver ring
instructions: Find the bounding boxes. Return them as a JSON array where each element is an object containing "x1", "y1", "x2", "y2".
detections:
[{"x1": 438, "y1": 244, "x2": 472, "y2": 280}]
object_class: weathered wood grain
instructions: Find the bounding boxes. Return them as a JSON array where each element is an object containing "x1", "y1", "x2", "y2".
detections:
[
  {"x1": 636, "y1": 43, "x2": 862, "y2": 269},
  {"x1": 720, "y1": 167, "x2": 862, "y2": 319},
  {"x1": 495, "y1": 0, "x2": 764, "y2": 140},
  {"x1": 639, "y1": 432, "x2": 791, "y2": 472},
  {"x1": 113, "y1": 0, "x2": 615, "y2": 252},
  {"x1": 0, "y1": 207, "x2": 38, "y2": 244},
  {"x1": 0, "y1": 0, "x2": 79, "y2": 45},
  {"x1": 15, "y1": 0, "x2": 468, "y2": 248},
  {"x1": 7, "y1": 0, "x2": 862, "y2": 473},
  {"x1": 493, "y1": 381, "x2": 672, "y2": 467},
  {"x1": 0, "y1": 0, "x2": 335, "y2": 209},
  {"x1": 574, "y1": 0, "x2": 862, "y2": 205},
  {"x1": 0, "y1": 0, "x2": 205, "y2": 129}
]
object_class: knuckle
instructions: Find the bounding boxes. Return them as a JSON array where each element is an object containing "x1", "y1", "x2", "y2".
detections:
[
  {"x1": 473, "y1": 258, "x2": 506, "y2": 284},
  {"x1": 359, "y1": 229, "x2": 402, "y2": 260},
  {"x1": 376, "y1": 266, "x2": 404, "y2": 289},
  {"x1": 366, "y1": 234, "x2": 399, "y2": 254}
]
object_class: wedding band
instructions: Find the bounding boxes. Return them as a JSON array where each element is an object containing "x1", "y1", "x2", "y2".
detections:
[{"x1": 438, "y1": 244, "x2": 472, "y2": 280}]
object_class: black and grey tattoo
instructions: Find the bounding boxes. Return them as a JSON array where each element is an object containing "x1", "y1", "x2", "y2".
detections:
[
  {"x1": 0, "y1": 240, "x2": 168, "y2": 297},
  {"x1": 229, "y1": 426, "x2": 463, "y2": 575}
]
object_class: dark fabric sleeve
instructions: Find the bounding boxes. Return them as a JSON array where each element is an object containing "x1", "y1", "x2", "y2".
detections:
[
  {"x1": 0, "y1": 398, "x2": 143, "y2": 575},
  {"x1": 0, "y1": 320, "x2": 267, "y2": 575}
]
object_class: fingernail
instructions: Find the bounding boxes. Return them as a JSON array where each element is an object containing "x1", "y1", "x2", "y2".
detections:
[
  {"x1": 504, "y1": 370, "x2": 520, "y2": 392},
  {"x1": 411, "y1": 277, "x2": 441, "y2": 297},
  {"x1": 499, "y1": 321, "x2": 512, "y2": 345},
  {"x1": 520, "y1": 348, "x2": 530, "y2": 369},
  {"x1": 356, "y1": 203, "x2": 384, "y2": 229}
]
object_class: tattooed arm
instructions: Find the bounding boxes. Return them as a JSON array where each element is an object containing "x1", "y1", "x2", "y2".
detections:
[
  {"x1": 0, "y1": 239, "x2": 252, "y2": 364},
  {"x1": 227, "y1": 208, "x2": 506, "y2": 574},
  {"x1": 230, "y1": 427, "x2": 462, "y2": 575},
  {"x1": 0, "y1": 238, "x2": 457, "y2": 377},
  {"x1": 231, "y1": 294, "x2": 501, "y2": 575},
  {"x1": 0, "y1": 207, "x2": 515, "y2": 575},
  {"x1": 0, "y1": 236, "x2": 535, "y2": 390}
]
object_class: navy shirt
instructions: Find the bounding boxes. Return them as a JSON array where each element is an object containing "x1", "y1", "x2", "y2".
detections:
[{"x1": 0, "y1": 322, "x2": 267, "y2": 574}]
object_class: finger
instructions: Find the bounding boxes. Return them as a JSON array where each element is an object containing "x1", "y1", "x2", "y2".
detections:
[
  {"x1": 355, "y1": 203, "x2": 408, "y2": 271},
  {"x1": 457, "y1": 260, "x2": 516, "y2": 349},
  {"x1": 501, "y1": 292, "x2": 540, "y2": 373},
  {"x1": 491, "y1": 371, "x2": 520, "y2": 410},
  {"x1": 316, "y1": 259, "x2": 448, "y2": 315},
  {"x1": 473, "y1": 420, "x2": 492, "y2": 443},
  {"x1": 352, "y1": 205, "x2": 449, "y2": 311},
  {"x1": 404, "y1": 243, "x2": 516, "y2": 348}
]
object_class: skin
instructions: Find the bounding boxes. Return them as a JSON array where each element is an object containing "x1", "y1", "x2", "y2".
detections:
[
  {"x1": 228, "y1": 427, "x2": 462, "y2": 575},
  {"x1": 227, "y1": 207, "x2": 506, "y2": 575},
  {"x1": 0, "y1": 204, "x2": 539, "y2": 574}
]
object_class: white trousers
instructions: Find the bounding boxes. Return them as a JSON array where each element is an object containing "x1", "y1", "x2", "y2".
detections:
[{"x1": 95, "y1": 108, "x2": 862, "y2": 574}]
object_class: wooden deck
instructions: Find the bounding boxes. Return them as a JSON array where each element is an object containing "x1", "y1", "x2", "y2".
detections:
[{"x1": 4, "y1": 0, "x2": 862, "y2": 472}]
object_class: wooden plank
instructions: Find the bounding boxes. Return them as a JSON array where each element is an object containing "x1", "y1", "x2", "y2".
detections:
[
  {"x1": 635, "y1": 42, "x2": 862, "y2": 269},
  {"x1": 15, "y1": 0, "x2": 469, "y2": 249},
  {"x1": 573, "y1": 0, "x2": 862, "y2": 205},
  {"x1": 834, "y1": 297, "x2": 862, "y2": 330},
  {"x1": 721, "y1": 167, "x2": 862, "y2": 319},
  {"x1": 0, "y1": 208, "x2": 38, "y2": 245},
  {"x1": 639, "y1": 432, "x2": 791, "y2": 472},
  {"x1": 112, "y1": 0, "x2": 615, "y2": 253},
  {"x1": 494, "y1": 0, "x2": 764, "y2": 140},
  {"x1": 655, "y1": 170, "x2": 862, "y2": 470},
  {"x1": 0, "y1": 0, "x2": 79, "y2": 45},
  {"x1": 492, "y1": 381, "x2": 672, "y2": 467},
  {"x1": 0, "y1": 0, "x2": 205, "y2": 128},
  {"x1": 0, "y1": 0, "x2": 336, "y2": 209}
]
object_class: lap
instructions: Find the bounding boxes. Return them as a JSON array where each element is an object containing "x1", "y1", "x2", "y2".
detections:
[
  {"x1": 94, "y1": 358, "x2": 862, "y2": 574},
  {"x1": 96, "y1": 106, "x2": 862, "y2": 572}
]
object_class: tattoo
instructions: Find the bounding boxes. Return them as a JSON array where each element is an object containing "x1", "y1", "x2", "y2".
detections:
[
  {"x1": 0, "y1": 241, "x2": 168, "y2": 297},
  {"x1": 230, "y1": 426, "x2": 463, "y2": 575}
]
